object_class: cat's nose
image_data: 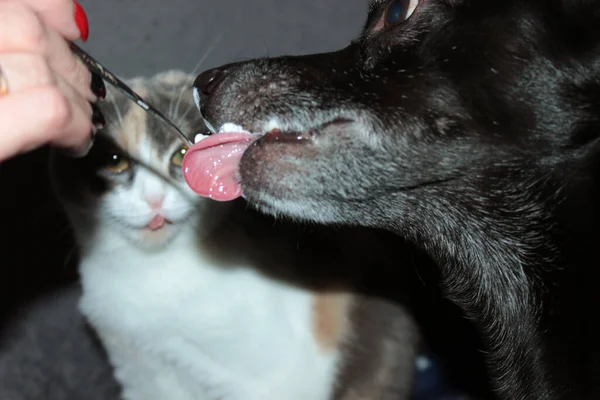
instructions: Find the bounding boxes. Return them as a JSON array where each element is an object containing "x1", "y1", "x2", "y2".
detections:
[
  {"x1": 146, "y1": 196, "x2": 165, "y2": 210},
  {"x1": 193, "y1": 67, "x2": 230, "y2": 103}
]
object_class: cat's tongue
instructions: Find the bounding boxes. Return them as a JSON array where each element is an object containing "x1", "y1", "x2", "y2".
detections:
[
  {"x1": 183, "y1": 131, "x2": 257, "y2": 201},
  {"x1": 147, "y1": 215, "x2": 165, "y2": 230}
]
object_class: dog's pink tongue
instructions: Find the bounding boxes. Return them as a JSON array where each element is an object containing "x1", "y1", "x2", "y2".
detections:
[{"x1": 183, "y1": 132, "x2": 256, "y2": 201}]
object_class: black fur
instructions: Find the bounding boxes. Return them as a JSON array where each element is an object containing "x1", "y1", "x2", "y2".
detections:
[{"x1": 193, "y1": 0, "x2": 600, "y2": 399}]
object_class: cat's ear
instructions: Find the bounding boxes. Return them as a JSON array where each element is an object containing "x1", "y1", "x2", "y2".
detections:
[{"x1": 156, "y1": 70, "x2": 193, "y2": 87}]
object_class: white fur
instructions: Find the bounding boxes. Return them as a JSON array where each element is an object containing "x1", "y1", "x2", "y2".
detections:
[{"x1": 69, "y1": 142, "x2": 342, "y2": 400}]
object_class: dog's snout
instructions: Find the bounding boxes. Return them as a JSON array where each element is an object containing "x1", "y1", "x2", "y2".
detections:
[{"x1": 194, "y1": 68, "x2": 229, "y2": 100}]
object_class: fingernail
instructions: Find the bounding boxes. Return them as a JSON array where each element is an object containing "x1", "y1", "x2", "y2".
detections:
[
  {"x1": 92, "y1": 104, "x2": 105, "y2": 129},
  {"x1": 74, "y1": 1, "x2": 89, "y2": 42},
  {"x1": 91, "y1": 72, "x2": 106, "y2": 100}
]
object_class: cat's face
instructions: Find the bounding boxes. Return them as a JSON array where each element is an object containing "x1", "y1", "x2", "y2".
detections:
[{"x1": 51, "y1": 70, "x2": 208, "y2": 250}]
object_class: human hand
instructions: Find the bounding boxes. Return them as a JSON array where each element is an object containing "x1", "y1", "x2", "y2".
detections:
[{"x1": 0, "y1": 0, "x2": 106, "y2": 161}]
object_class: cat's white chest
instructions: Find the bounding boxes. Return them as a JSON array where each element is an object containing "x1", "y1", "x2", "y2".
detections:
[{"x1": 78, "y1": 240, "x2": 340, "y2": 400}]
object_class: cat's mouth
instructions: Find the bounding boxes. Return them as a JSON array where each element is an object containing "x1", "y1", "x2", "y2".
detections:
[{"x1": 146, "y1": 215, "x2": 173, "y2": 231}]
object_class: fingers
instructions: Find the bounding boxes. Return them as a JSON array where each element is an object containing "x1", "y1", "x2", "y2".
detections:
[
  {"x1": 0, "y1": 50, "x2": 103, "y2": 150},
  {"x1": 1, "y1": 0, "x2": 82, "y2": 40},
  {"x1": 0, "y1": 1, "x2": 94, "y2": 102},
  {"x1": 0, "y1": 53, "x2": 62, "y2": 90},
  {"x1": 0, "y1": 85, "x2": 94, "y2": 160},
  {"x1": 0, "y1": 0, "x2": 102, "y2": 160}
]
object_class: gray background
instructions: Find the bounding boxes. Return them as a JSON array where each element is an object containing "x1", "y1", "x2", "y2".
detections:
[{"x1": 78, "y1": 0, "x2": 369, "y2": 78}]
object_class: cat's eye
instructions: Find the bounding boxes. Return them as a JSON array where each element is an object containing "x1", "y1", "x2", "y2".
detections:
[
  {"x1": 171, "y1": 146, "x2": 188, "y2": 167},
  {"x1": 102, "y1": 152, "x2": 130, "y2": 174},
  {"x1": 384, "y1": 0, "x2": 419, "y2": 26}
]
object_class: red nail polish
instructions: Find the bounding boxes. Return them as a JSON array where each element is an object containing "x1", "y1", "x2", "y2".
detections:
[{"x1": 74, "y1": 1, "x2": 89, "y2": 42}]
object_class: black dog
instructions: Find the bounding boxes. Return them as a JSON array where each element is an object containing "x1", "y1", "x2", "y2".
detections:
[{"x1": 185, "y1": 0, "x2": 600, "y2": 398}]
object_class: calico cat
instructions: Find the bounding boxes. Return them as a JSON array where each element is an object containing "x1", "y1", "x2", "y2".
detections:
[{"x1": 49, "y1": 70, "x2": 421, "y2": 400}]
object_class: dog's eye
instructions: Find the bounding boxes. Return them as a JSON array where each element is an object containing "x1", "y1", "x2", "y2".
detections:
[{"x1": 384, "y1": 0, "x2": 419, "y2": 26}]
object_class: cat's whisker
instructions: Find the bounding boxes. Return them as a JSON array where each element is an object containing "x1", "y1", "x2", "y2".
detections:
[
  {"x1": 168, "y1": 96, "x2": 175, "y2": 121},
  {"x1": 55, "y1": 222, "x2": 75, "y2": 240},
  {"x1": 27, "y1": 206, "x2": 77, "y2": 241},
  {"x1": 105, "y1": 206, "x2": 195, "y2": 216},
  {"x1": 109, "y1": 152, "x2": 177, "y2": 184},
  {"x1": 175, "y1": 103, "x2": 197, "y2": 128},
  {"x1": 190, "y1": 30, "x2": 225, "y2": 77},
  {"x1": 60, "y1": 247, "x2": 78, "y2": 270},
  {"x1": 173, "y1": 31, "x2": 225, "y2": 125},
  {"x1": 29, "y1": 205, "x2": 63, "y2": 224},
  {"x1": 171, "y1": 86, "x2": 186, "y2": 123},
  {"x1": 108, "y1": 91, "x2": 125, "y2": 130}
]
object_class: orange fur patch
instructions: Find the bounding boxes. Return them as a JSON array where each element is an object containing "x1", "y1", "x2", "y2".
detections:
[
  {"x1": 312, "y1": 293, "x2": 351, "y2": 353},
  {"x1": 117, "y1": 99, "x2": 147, "y2": 153}
]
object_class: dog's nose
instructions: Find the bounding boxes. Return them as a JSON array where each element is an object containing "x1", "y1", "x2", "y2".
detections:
[{"x1": 194, "y1": 68, "x2": 229, "y2": 100}]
